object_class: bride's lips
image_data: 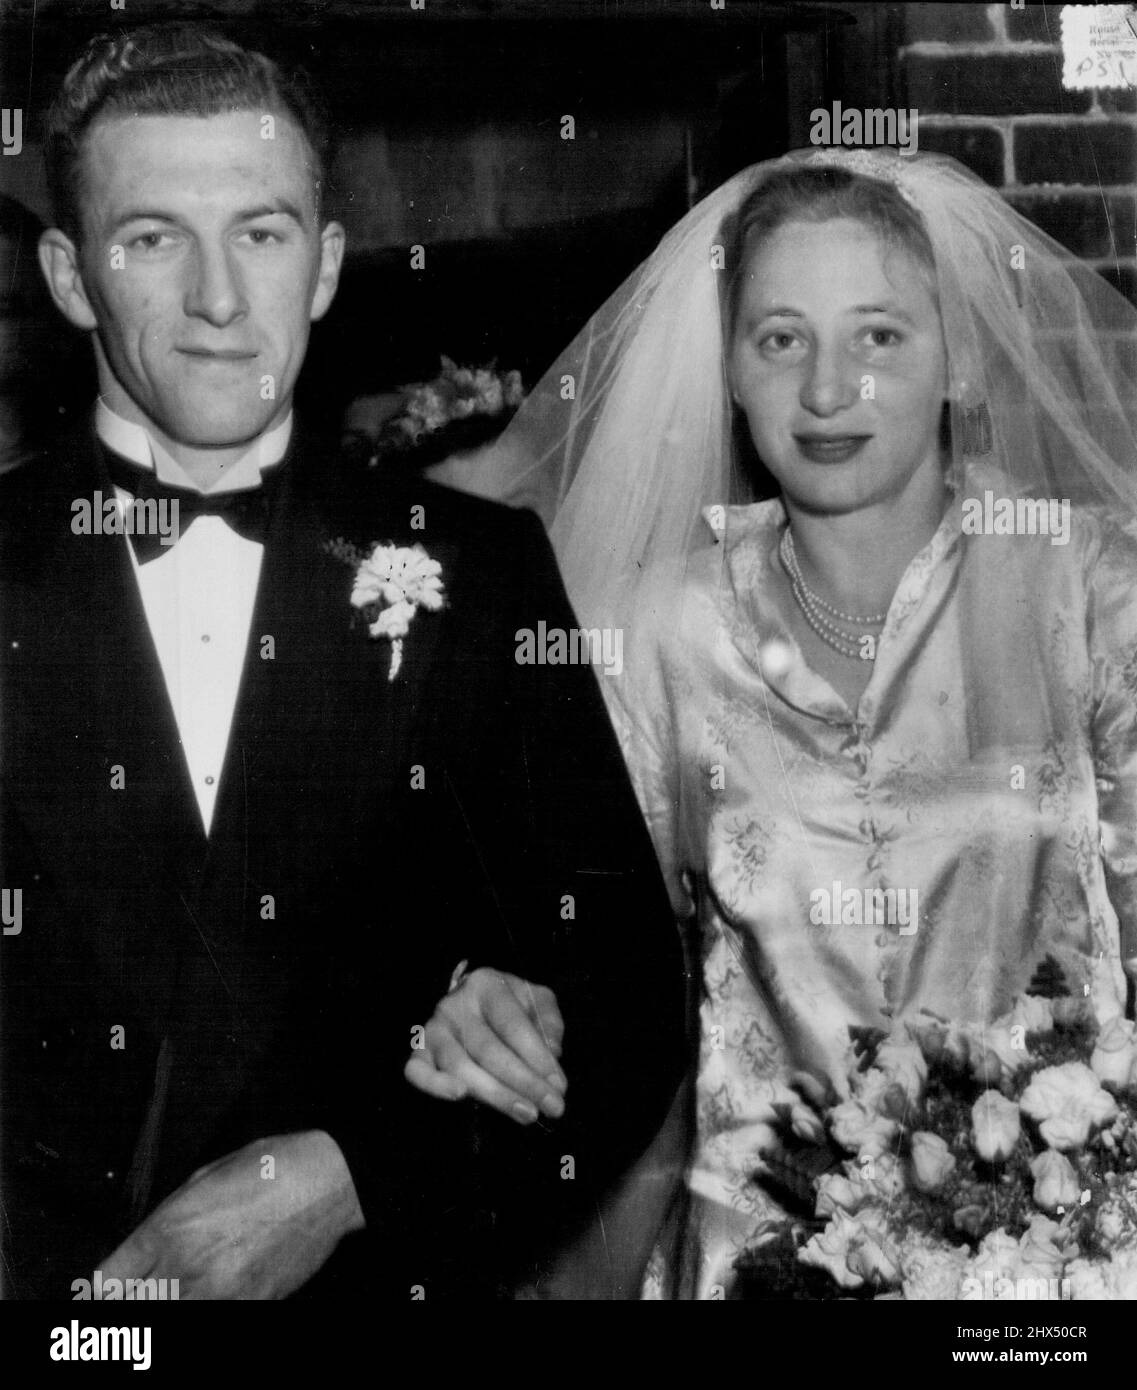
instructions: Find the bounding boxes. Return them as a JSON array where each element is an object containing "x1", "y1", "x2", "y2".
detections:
[
  {"x1": 794, "y1": 433, "x2": 871, "y2": 464},
  {"x1": 176, "y1": 347, "x2": 259, "y2": 361}
]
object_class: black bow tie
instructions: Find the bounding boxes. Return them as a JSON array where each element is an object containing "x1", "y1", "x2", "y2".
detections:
[{"x1": 102, "y1": 449, "x2": 275, "y2": 563}]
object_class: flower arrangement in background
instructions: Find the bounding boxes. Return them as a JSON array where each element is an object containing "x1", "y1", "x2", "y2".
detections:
[
  {"x1": 397, "y1": 357, "x2": 525, "y2": 445},
  {"x1": 344, "y1": 357, "x2": 525, "y2": 471},
  {"x1": 734, "y1": 959, "x2": 1137, "y2": 1300}
]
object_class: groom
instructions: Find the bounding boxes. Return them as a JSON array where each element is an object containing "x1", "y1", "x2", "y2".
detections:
[{"x1": 0, "y1": 23, "x2": 686, "y2": 1300}]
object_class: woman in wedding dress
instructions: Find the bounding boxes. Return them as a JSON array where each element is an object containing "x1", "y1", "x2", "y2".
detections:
[{"x1": 407, "y1": 148, "x2": 1137, "y2": 1298}]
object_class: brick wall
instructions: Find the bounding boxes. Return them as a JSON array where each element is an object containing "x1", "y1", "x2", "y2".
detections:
[{"x1": 901, "y1": 2, "x2": 1137, "y2": 303}]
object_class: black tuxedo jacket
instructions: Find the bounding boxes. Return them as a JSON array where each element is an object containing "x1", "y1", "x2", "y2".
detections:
[{"x1": 0, "y1": 423, "x2": 689, "y2": 1300}]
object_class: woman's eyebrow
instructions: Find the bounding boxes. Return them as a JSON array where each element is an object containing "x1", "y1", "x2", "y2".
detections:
[{"x1": 852, "y1": 304, "x2": 917, "y2": 324}]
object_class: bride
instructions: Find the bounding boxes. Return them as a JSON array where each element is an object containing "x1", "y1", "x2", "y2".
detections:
[{"x1": 407, "y1": 148, "x2": 1137, "y2": 1298}]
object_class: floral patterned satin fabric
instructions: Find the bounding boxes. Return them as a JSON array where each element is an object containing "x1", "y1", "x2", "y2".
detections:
[{"x1": 608, "y1": 482, "x2": 1137, "y2": 1298}]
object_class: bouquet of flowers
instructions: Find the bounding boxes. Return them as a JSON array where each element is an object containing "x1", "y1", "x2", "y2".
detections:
[
  {"x1": 735, "y1": 960, "x2": 1137, "y2": 1300},
  {"x1": 352, "y1": 357, "x2": 525, "y2": 470}
]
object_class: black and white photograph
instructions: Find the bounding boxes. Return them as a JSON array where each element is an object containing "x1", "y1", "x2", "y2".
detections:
[{"x1": 0, "y1": 0, "x2": 1136, "y2": 1365}]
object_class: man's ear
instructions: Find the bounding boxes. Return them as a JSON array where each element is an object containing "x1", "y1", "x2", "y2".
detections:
[
  {"x1": 38, "y1": 228, "x2": 98, "y2": 332},
  {"x1": 310, "y1": 220, "x2": 345, "y2": 323}
]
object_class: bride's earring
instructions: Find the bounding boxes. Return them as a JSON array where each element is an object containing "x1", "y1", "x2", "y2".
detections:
[
  {"x1": 960, "y1": 402, "x2": 992, "y2": 456},
  {"x1": 952, "y1": 378, "x2": 992, "y2": 457}
]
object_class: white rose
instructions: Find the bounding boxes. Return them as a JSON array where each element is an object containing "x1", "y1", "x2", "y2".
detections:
[
  {"x1": 1029, "y1": 1150, "x2": 1080, "y2": 1215},
  {"x1": 1019, "y1": 1062, "x2": 1119, "y2": 1152},
  {"x1": 816, "y1": 1155, "x2": 903, "y2": 1216},
  {"x1": 830, "y1": 1098, "x2": 899, "y2": 1158},
  {"x1": 1091, "y1": 1016, "x2": 1137, "y2": 1090},
  {"x1": 846, "y1": 1221, "x2": 903, "y2": 1289},
  {"x1": 799, "y1": 1211, "x2": 866, "y2": 1289},
  {"x1": 850, "y1": 1066, "x2": 891, "y2": 1108},
  {"x1": 970, "y1": 1025, "x2": 1031, "y2": 1087},
  {"x1": 815, "y1": 1173, "x2": 868, "y2": 1217},
  {"x1": 900, "y1": 1238, "x2": 969, "y2": 1301},
  {"x1": 974, "y1": 1228, "x2": 1022, "y2": 1273},
  {"x1": 1105, "y1": 1252, "x2": 1137, "y2": 1299},
  {"x1": 1063, "y1": 1258, "x2": 1111, "y2": 1301},
  {"x1": 875, "y1": 1036, "x2": 928, "y2": 1105},
  {"x1": 1066, "y1": 1250, "x2": 1137, "y2": 1300},
  {"x1": 962, "y1": 1231, "x2": 1024, "y2": 1299},
  {"x1": 858, "y1": 1152, "x2": 906, "y2": 1204},
  {"x1": 971, "y1": 1090, "x2": 1021, "y2": 1163},
  {"x1": 910, "y1": 1132, "x2": 956, "y2": 1194},
  {"x1": 1018, "y1": 1214, "x2": 1066, "y2": 1280}
]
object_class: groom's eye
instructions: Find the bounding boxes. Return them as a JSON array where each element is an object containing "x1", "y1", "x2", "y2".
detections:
[
  {"x1": 129, "y1": 230, "x2": 175, "y2": 252},
  {"x1": 239, "y1": 227, "x2": 282, "y2": 247}
]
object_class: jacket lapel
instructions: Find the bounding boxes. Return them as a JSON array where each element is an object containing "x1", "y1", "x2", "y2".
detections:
[
  {"x1": 206, "y1": 454, "x2": 398, "y2": 857},
  {"x1": 2, "y1": 429, "x2": 207, "y2": 889}
]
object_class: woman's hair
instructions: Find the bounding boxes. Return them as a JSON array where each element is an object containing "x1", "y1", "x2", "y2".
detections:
[{"x1": 720, "y1": 165, "x2": 938, "y2": 342}]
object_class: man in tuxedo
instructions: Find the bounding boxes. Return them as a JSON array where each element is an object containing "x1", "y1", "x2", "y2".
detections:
[{"x1": 0, "y1": 23, "x2": 687, "y2": 1300}]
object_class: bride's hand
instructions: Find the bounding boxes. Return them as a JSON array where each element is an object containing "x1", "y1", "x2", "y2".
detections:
[{"x1": 404, "y1": 968, "x2": 568, "y2": 1125}]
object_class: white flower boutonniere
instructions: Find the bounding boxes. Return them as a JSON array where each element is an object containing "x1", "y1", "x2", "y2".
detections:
[{"x1": 338, "y1": 541, "x2": 445, "y2": 680}]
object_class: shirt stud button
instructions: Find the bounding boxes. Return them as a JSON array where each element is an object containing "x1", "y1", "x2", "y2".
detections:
[{"x1": 205, "y1": 775, "x2": 215, "y2": 786}]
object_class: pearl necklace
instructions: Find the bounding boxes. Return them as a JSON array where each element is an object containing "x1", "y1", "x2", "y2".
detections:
[{"x1": 779, "y1": 528, "x2": 884, "y2": 662}]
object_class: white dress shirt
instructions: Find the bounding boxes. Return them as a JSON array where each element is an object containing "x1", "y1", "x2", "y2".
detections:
[{"x1": 97, "y1": 400, "x2": 292, "y2": 835}]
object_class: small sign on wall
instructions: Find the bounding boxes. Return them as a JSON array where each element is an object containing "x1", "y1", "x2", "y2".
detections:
[{"x1": 1062, "y1": 4, "x2": 1137, "y2": 89}]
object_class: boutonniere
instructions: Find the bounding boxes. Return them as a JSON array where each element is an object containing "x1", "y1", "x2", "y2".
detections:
[{"x1": 327, "y1": 538, "x2": 445, "y2": 680}]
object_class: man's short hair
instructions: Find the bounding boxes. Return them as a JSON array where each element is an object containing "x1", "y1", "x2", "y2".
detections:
[{"x1": 45, "y1": 22, "x2": 331, "y2": 243}]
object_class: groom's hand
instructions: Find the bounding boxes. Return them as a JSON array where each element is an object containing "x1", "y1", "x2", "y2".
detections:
[
  {"x1": 404, "y1": 967, "x2": 567, "y2": 1125},
  {"x1": 100, "y1": 1130, "x2": 365, "y2": 1300}
]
